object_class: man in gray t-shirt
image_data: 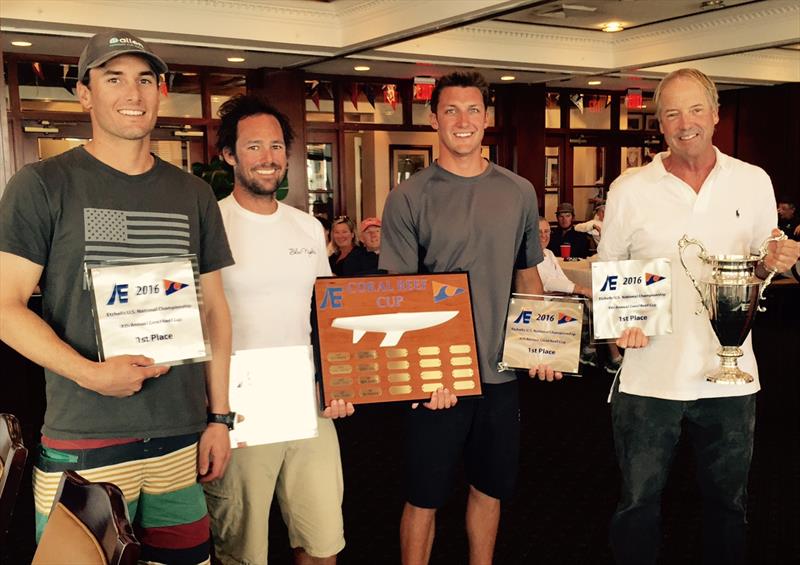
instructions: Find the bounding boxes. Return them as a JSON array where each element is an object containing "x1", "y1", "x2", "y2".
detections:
[
  {"x1": 0, "y1": 30, "x2": 233, "y2": 560},
  {"x1": 380, "y1": 71, "x2": 559, "y2": 565}
]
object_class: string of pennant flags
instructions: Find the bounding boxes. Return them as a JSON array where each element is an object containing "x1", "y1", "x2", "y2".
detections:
[{"x1": 29, "y1": 62, "x2": 174, "y2": 97}]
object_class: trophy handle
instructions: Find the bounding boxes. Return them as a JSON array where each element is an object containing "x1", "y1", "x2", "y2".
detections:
[
  {"x1": 678, "y1": 235, "x2": 708, "y2": 315},
  {"x1": 755, "y1": 230, "x2": 788, "y2": 309}
]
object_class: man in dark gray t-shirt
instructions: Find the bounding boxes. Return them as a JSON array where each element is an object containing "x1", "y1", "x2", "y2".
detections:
[
  {"x1": 0, "y1": 29, "x2": 233, "y2": 560},
  {"x1": 380, "y1": 72, "x2": 559, "y2": 565}
]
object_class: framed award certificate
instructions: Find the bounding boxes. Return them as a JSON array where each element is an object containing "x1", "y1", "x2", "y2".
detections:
[
  {"x1": 85, "y1": 255, "x2": 209, "y2": 365},
  {"x1": 500, "y1": 294, "x2": 586, "y2": 375},
  {"x1": 312, "y1": 273, "x2": 482, "y2": 406}
]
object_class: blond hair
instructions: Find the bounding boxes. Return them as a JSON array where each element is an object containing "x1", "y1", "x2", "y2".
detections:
[{"x1": 654, "y1": 68, "x2": 719, "y2": 120}]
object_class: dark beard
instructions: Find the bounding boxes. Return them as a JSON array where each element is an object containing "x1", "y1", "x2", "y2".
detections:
[{"x1": 236, "y1": 166, "x2": 287, "y2": 198}]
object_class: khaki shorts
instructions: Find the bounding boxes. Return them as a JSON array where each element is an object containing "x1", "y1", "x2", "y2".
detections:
[{"x1": 204, "y1": 417, "x2": 344, "y2": 563}]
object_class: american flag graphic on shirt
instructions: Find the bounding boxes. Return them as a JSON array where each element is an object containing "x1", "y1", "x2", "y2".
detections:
[
  {"x1": 84, "y1": 207, "x2": 191, "y2": 259},
  {"x1": 83, "y1": 207, "x2": 201, "y2": 293}
]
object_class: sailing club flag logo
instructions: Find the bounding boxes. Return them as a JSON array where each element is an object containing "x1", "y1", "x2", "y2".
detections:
[
  {"x1": 645, "y1": 273, "x2": 666, "y2": 285},
  {"x1": 164, "y1": 280, "x2": 189, "y2": 295},
  {"x1": 432, "y1": 281, "x2": 464, "y2": 303},
  {"x1": 557, "y1": 312, "x2": 577, "y2": 324}
]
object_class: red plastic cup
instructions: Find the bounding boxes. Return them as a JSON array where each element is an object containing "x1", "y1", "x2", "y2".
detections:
[{"x1": 560, "y1": 243, "x2": 571, "y2": 259}]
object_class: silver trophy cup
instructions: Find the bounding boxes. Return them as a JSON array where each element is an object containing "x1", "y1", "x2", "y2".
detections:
[{"x1": 678, "y1": 232, "x2": 786, "y2": 384}]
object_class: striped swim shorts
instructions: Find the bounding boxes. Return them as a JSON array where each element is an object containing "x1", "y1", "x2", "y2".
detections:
[{"x1": 33, "y1": 433, "x2": 210, "y2": 564}]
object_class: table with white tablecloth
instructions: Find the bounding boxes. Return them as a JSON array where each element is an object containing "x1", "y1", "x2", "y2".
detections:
[{"x1": 557, "y1": 256, "x2": 594, "y2": 289}]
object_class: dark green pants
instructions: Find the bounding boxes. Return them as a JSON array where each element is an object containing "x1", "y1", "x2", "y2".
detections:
[{"x1": 610, "y1": 390, "x2": 756, "y2": 565}]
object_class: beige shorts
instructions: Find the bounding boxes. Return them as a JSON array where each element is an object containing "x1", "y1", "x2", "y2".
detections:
[{"x1": 204, "y1": 417, "x2": 345, "y2": 563}]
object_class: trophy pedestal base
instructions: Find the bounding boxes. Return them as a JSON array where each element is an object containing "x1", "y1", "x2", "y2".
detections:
[{"x1": 706, "y1": 347, "x2": 754, "y2": 385}]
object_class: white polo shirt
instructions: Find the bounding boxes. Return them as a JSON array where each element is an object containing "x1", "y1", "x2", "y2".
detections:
[{"x1": 599, "y1": 148, "x2": 777, "y2": 400}]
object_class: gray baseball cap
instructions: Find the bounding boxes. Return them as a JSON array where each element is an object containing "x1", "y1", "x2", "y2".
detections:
[{"x1": 78, "y1": 29, "x2": 168, "y2": 83}]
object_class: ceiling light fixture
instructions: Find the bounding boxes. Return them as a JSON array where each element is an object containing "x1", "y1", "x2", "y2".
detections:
[
  {"x1": 11, "y1": 41, "x2": 33, "y2": 47},
  {"x1": 354, "y1": 65, "x2": 371, "y2": 72},
  {"x1": 602, "y1": 22, "x2": 624, "y2": 33},
  {"x1": 227, "y1": 57, "x2": 245, "y2": 63},
  {"x1": 500, "y1": 75, "x2": 516, "y2": 81},
  {"x1": 588, "y1": 80, "x2": 602, "y2": 86}
]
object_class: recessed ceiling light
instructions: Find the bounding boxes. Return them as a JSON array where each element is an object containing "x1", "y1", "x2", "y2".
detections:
[
  {"x1": 500, "y1": 75, "x2": 516, "y2": 81},
  {"x1": 354, "y1": 65, "x2": 371, "y2": 72},
  {"x1": 227, "y1": 57, "x2": 245, "y2": 63},
  {"x1": 602, "y1": 22, "x2": 624, "y2": 32},
  {"x1": 11, "y1": 41, "x2": 33, "y2": 47},
  {"x1": 588, "y1": 80, "x2": 602, "y2": 86}
]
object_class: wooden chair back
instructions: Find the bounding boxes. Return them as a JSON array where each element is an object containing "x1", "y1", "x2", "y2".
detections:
[
  {"x1": 31, "y1": 470, "x2": 140, "y2": 565},
  {"x1": 0, "y1": 413, "x2": 28, "y2": 546}
]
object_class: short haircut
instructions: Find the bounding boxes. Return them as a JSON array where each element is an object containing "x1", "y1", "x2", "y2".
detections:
[
  {"x1": 430, "y1": 72, "x2": 490, "y2": 114},
  {"x1": 216, "y1": 94, "x2": 295, "y2": 156},
  {"x1": 654, "y1": 68, "x2": 719, "y2": 119}
]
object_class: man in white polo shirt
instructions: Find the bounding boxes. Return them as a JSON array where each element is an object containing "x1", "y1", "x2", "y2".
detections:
[{"x1": 600, "y1": 69, "x2": 799, "y2": 565}]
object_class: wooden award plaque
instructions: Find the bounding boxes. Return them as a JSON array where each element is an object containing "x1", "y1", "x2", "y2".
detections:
[{"x1": 313, "y1": 273, "x2": 482, "y2": 406}]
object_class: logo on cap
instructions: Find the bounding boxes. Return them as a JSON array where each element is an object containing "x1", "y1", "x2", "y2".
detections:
[{"x1": 109, "y1": 37, "x2": 144, "y2": 49}]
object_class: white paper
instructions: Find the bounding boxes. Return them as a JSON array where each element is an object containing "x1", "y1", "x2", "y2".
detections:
[
  {"x1": 591, "y1": 259, "x2": 673, "y2": 339},
  {"x1": 228, "y1": 346, "x2": 319, "y2": 448}
]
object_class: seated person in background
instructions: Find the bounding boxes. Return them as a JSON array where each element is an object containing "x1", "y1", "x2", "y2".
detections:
[
  {"x1": 777, "y1": 200, "x2": 800, "y2": 241},
  {"x1": 360, "y1": 217, "x2": 382, "y2": 254},
  {"x1": 547, "y1": 202, "x2": 591, "y2": 258},
  {"x1": 329, "y1": 216, "x2": 379, "y2": 275},
  {"x1": 575, "y1": 200, "x2": 605, "y2": 247},
  {"x1": 538, "y1": 218, "x2": 623, "y2": 373},
  {"x1": 537, "y1": 218, "x2": 591, "y2": 297}
]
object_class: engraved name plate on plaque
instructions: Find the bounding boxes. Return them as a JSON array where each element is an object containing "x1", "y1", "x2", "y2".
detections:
[{"x1": 313, "y1": 273, "x2": 482, "y2": 406}]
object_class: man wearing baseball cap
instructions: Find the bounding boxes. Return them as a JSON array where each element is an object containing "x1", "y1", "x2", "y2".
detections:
[
  {"x1": 547, "y1": 201, "x2": 591, "y2": 258},
  {"x1": 0, "y1": 29, "x2": 234, "y2": 563},
  {"x1": 360, "y1": 217, "x2": 382, "y2": 254}
]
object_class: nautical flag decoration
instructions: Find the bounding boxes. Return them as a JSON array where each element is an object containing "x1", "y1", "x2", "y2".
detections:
[
  {"x1": 32, "y1": 62, "x2": 45, "y2": 81},
  {"x1": 307, "y1": 80, "x2": 321, "y2": 110},
  {"x1": 570, "y1": 93, "x2": 583, "y2": 113},
  {"x1": 645, "y1": 273, "x2": 666, "y2": 285},
  {"x1": 413, "y1": 76, "x2": 435, "y2": 102},
  {"x1": 163, "y1": 279, "x2": 189, "y2": 295},
  {"x1": 432, "y1": 281, "x2": 464, "y2": 303},
  {"x1": 383, "y1": 83, "x2": 398, "y2": 111},
  {"x1": 350, "y1": 82, "x2": 361, "y2": 109},
  {"x1": 558, "y1": 312, "x2": 578, "y2": 324},
  {"x1": 363, "y1": 83, "x2": 377, "y2": 108},
  {"x1": 159, "y1": 74, "x2": 168, "y2": 97}
]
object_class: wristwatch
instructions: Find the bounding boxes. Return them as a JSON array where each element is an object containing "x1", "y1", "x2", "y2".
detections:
[{"x1": 207, "y1": 411, "x2": 236, "y2": 430}]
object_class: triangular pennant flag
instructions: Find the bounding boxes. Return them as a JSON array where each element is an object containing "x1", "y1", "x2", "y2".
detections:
[
  {"x1": 363, "y1": 84, "x2": 377, "y2": 108},
  {"x1": 432, "y1": 281, "x2": 464, "y2": 303},
  {"x1": 163, "y1": 279, "x2": 189, "y2": 296},
  {"x1": 350, "y1": 82, "x2": 360, "y2": 109}
]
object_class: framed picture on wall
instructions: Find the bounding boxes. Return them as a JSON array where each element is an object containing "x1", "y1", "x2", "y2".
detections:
[
  {"x1": 545, "y1": 156, "x2": 559, "y2": 192},
  {"x1": 390, "y1": 145, "x2": 432, "y2": 189},
  {"x1": 627, "y1": 115, "x2": 643, "y2": 130},
  {"x1": 646, "y1": 116, "x2": 659, "y2": 131}
]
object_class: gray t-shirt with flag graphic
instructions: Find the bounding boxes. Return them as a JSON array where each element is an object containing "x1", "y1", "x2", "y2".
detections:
[
  {"x1": 0, "y1": 147, "x2": 233, "y2": 439},
  {"x1": 379, "y1": 161, "x2": 543, "y2": 384}
]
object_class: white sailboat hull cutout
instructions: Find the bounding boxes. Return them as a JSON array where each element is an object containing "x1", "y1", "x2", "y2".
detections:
[{"x1": 332, "y1": 311, "x2": 459, "y2": 347}]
